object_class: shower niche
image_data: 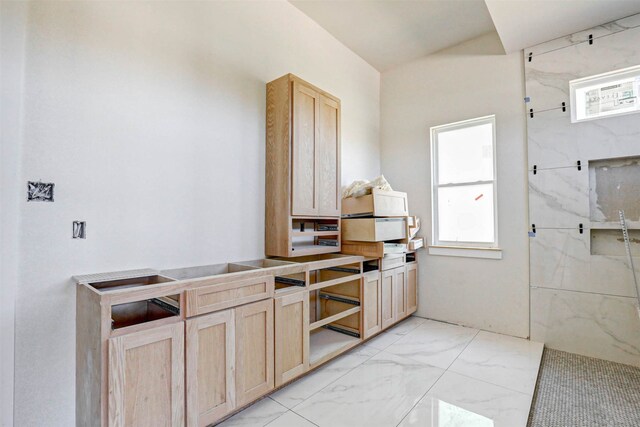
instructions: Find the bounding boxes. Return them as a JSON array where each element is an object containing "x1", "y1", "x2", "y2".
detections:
[{"x1": 589, "y1": 156, "x2": 640, "y2": 255}]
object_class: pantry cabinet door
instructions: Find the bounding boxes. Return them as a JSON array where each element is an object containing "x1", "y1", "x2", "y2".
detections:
[
  {"x1": 363, "y1": 272, "x2": 382, "y2": 339},
  {"x1": 318, "y1": 95, "x2": 341, "y2": 217},
  {"x1": 108, "y1": 322, "x2": 185, "y2": 427},
  {"x1": 185, "y1": 310, "x2": 235, "y2": 427},
  {"x1": 291, "y1": 81, "x2": 320, "y2": 216},
  {"x1": 235, "y1": 299, "x2": 275, "y2": 406},
  {"x1": 275, "y1": 291, "x2": 309, "y2": 386}
]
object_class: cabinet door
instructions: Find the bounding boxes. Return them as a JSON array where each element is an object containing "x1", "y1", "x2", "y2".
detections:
[
  {"x1": 381, "y1": 269, "x2": 395, "y2": 329},
  {"x1": 318, "y1": 95, "x2": 340, "y2": 217},
  {"x1": 406, "y1": 263, "x2": 418, "y2": 315},
  {"x1": 186, "y1": 310, "x2": 235, "y2": 427},
  {"x1": 291, "y1": 81, "x2": 319, "y2": 216},
  {"x1": 108, "y1": 322, "x2": 184, "y2": 427},
  {"x1": 394, "y1": 266, "x2": 408, "y2": 320},
  {"x1": 235, "y1": 299, "x2": 274, "y2": 406},
  {"x1": 363, "y1": 272, "x2": 382, "y2": 339},
  {"x1": 274, "y1": 291, "x2": 309, "y2": 387}
]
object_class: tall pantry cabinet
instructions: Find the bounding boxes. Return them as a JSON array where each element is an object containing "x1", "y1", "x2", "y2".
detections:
[{"x1": 266, "y1": 74, "x2": 342, "y2": 257}]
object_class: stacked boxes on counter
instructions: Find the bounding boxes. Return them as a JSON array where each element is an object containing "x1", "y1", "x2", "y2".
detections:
[{"x1": 340, "y1": 188, "x2": 425, "y2": 334}]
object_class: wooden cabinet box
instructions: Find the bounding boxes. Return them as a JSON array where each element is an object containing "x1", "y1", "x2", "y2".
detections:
[
  {"x1": 266, "y1": 74, "x2": 342, "y2": 257},
  {"x1": 342, "y1": 218, "x2": 407, "y2": 242},
  {"x1": 363, "y1": 271, "x2": 382, "y2": 339},
  {"x1": 274, "y1": 291, "x2": 309, "y2": 387},
  {"x1": 108, "y1": 322, "x2": 185, "y2": 427},
  {"x1": 342, "y1": 189, "x2": 408, "y2": 218}
]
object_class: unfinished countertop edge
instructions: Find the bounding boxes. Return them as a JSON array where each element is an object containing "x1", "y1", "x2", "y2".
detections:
[{"x1": 73, "y1": 268, "x2": 160, "y2": 285}]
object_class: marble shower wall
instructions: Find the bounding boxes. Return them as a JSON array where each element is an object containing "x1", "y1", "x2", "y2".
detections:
[{"x1": 525, "y1": 14, "x2": 640, "y2": 367}]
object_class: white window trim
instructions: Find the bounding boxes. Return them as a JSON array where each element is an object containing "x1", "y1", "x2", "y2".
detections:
[{"x1": 430, "y1": 115, "x2": 500, "y2": 256}]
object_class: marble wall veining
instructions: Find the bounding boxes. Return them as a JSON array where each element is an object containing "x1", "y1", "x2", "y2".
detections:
[{"x1": 525, "y1": 14, "x2": 640, "y2": 367}]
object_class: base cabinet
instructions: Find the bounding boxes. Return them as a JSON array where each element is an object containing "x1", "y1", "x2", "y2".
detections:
[
  {"x1": 406, "y1": 263, "x2": 418, "y2": 315},
  {"x1": 275, "y1": 291, "x2": 309, "y2": 387},
  {"x1": 235, "y1": 299, "x2": 275, "y2": 407},
  {"x1": 186, "y1": 310, "x2": 235, "y2": 427},
  {"x1": 108, "y1": 322, "x2": 185, "y2": 427},
  {"x1": 363, "y1": 272, "x2": 382, "y2": 339}
]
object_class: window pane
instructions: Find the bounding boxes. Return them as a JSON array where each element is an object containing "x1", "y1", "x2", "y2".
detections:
[
  {"x1": 437, "y1": 122, "x2": 493, "y2": 185},
  {"x1": 438, "y1": 184, "x2": 494, "y2": 243}
]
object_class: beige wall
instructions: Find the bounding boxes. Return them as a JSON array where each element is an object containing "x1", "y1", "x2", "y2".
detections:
[
  {"x1": 380, "y1": 32, "x2": 530, "y2": 337},
  {"x1": 10, "y1": 2, "x2": 380, "y2": 425}
]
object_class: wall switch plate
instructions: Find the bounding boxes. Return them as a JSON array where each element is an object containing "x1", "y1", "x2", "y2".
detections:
[
  {"x1": 73, "y1": 221, "x2": 86, "y2": 239},
  {"x1": 27, "y1": 181, "x2": 54, "y2": 202}
]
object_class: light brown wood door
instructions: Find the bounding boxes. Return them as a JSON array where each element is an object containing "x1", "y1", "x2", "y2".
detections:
[
  {"x1": 406, "y1": 263, "x2": 418, "y2": 316},
  {"x1": 291, "y1": 81, "x2": 319, "y2": 216},
  {"x1": 274, "y1": 291, "x2": 309, "y2": 387},
  {"x1": 394, "y1": 266, "x2": 408, "y2": 320},
  {"x1": 108, "y1": 322, "x2": 185, "y2": 427},
  {"x1": 185, "y1": 310, "x2": 235, "y2": 427},
  {"x1": 381, "y1": 269, "x2": 395, "y2": 329},
  {"x1": 318, "y1": 95, "x2": 340, "y2": 217},
  {"x1": 235, "y1": 299, "x2": 274, "y2": 406},
  {"x1": 363, "y1": 272, "x2": 382, "y2": 339}
]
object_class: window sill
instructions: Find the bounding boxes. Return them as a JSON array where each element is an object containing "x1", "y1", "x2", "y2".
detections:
[{"x1": 428, "y1": 245, "x2": 503, "y2": 260}]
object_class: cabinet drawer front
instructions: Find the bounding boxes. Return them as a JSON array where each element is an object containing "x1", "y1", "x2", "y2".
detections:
[
  {"x1": 185, "y1": 276, "x2": 274, "y2": 317},
  {"x1": 342, "y1": 218, "x2": 407, "y2": 242},
  {"x1": 342, "y1": 189, "x2": 408, "y2": 217},
  {"x1": 381, "y1": 254, "x2": 405, "y2": 271}
]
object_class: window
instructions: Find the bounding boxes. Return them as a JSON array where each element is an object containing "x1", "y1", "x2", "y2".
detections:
[
  {"x1": 430, "y1": 115, "x2": 498, "y2": 255},
  {"x1": 570, "y1": 64, "x2": 640, "y2": 123}
]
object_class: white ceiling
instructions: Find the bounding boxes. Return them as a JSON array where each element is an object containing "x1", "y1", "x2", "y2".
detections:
[
  {"x1": 486, "y1": 0, "x2": 640, "y2": 53},
  {"x1": 290, "y1": 0, "x2": 640, "y2": 72},
  {"x1": 289, "y1": 0, "x2": 496, "y2": 71}
]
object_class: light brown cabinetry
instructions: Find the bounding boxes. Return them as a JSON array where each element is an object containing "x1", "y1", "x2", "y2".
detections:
[
  {"x1": 266, "y1": 74, "x2": 342, "y2": 257},
  {"x1": 381, "y1": 269, "x2": 395, "y2": 329},
  {"x1": 274, "y1": 291, "x2": 309, "y2": 386},
  {"x1": 235, "y1": 299, "x2": 275, "y2": 407},
  {"x1": 393, "y1": 266, "x2": 407, "y2": 320},
  {"x1": 406, "y1": 262, "x2": 418, "y2": 315},
  {"x1": 186, "y1": 310, "x2": 235, "y2": 427},
  {"x1": 363, "y1": 271, "x2": 382, "y2": 339},
  {"x1": 108, "y1": 322, "x2": 185, "y2": 427}
]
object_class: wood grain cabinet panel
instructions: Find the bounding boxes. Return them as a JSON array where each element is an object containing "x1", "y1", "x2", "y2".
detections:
[
  {"x1": 265, "y1": 74, "x2": 342, "y2": 257},
  {"x1": 274, "y1": 291, "x2": 309, "y2": 386},
  {"x1": 363, "y1": 272, "x2": 382, "y2": 339},
  {"x1": 318, "y1": 95, "x2": 341, "y2": 217},
  {"x1": 394, "y1": 266, "x2": 408, "y2": 321},
  {"x1": 108, "y1": 322, "x2": 185, "y2": 427},
  {"x1": 186, "y1": 310, "x2": 235, "y2": 427},
  {"x1": 381, "y1": 269, "x2": 395, "y2": 329},
  {"x1": 235, "y1": 299, "x2": 274, "y2": 406},
  {"x1": 406, "y1": 263, "x2": 418, "y2": 316},
  {"x1": 291, "y1": 82, "x2": 320, "y2": 216}
]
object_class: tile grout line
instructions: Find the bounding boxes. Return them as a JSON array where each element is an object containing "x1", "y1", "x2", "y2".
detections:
[
  {"x1": 283, "y1": 319, "x2": 425, "y2": 423},
  {"x1": 394, "y1": 328, "x2": 481, "y2": 427}
]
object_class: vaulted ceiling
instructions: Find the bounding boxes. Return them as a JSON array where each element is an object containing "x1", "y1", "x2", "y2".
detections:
[{"x1": 289, "y1": 0, "x2": 640, "y2": 71}]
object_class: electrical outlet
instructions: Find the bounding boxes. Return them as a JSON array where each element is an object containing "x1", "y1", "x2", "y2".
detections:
[{"x1": 73, "y1": 221, "x2": 86, "y2": 239}]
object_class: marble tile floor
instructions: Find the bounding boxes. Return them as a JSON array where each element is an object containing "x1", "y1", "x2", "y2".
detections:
[{"x1": 218, "y1": 316, "x2": 544, "y2": 427}]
